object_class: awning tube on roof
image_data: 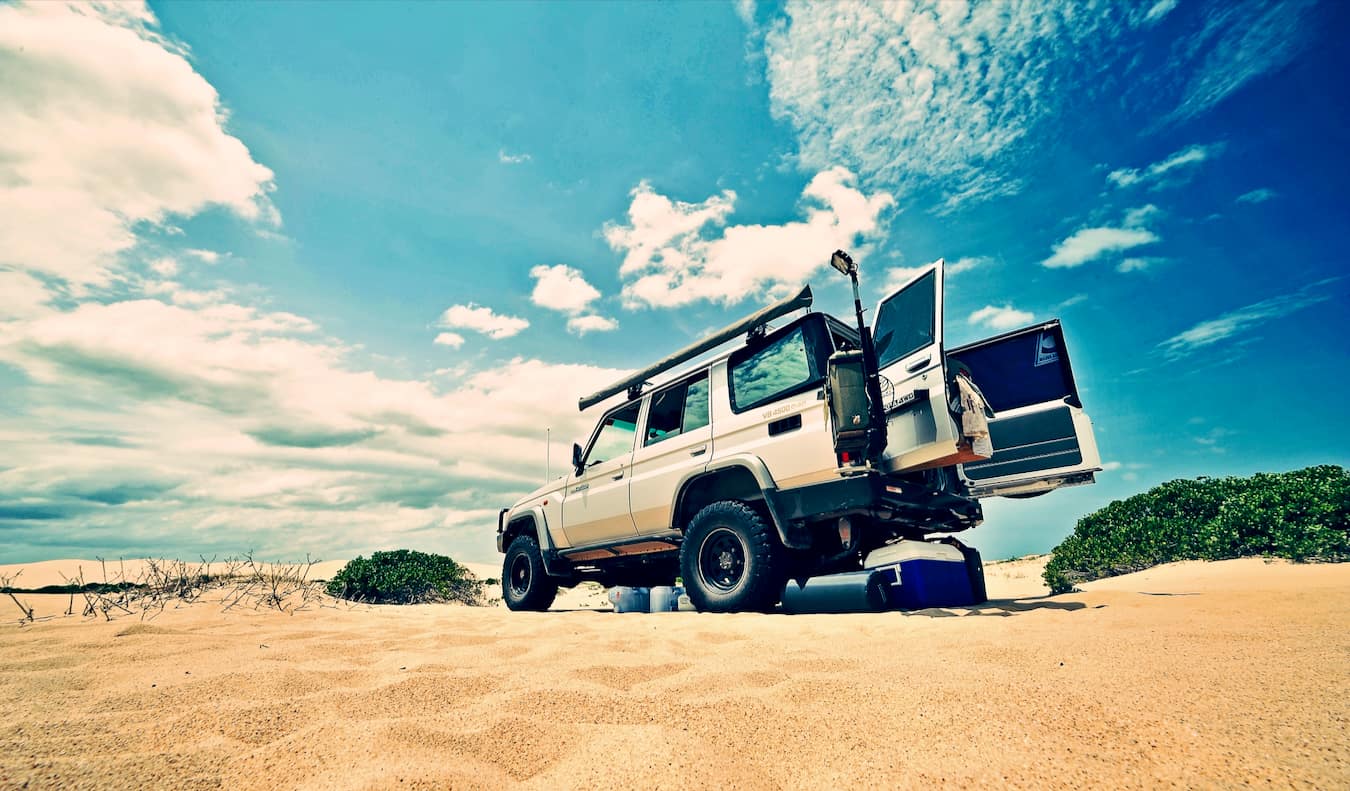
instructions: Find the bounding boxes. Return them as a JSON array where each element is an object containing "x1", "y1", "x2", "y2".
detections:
[{"x1": 578, "y1": 284, "x2": 814, "y2": 411}]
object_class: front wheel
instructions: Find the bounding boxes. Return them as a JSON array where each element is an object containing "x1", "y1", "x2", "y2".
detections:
[
  {"x1": 503, "y1": 535, "x2": 558, "y2": 611},
  {"x1": 680, "y1": 501, "x2": 782, "y2": 613}
]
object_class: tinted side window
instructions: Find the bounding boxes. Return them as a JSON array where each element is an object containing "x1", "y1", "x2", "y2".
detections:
[
  {"x1": 644, "y1": 374, "x2": 710, "y2": 446},
  {"x1": 874, "y1": 269, "x2": 936, "y2": 369},
  {"x1": 586, "y1": 401, "x2": 641, "y2": 466},
  {"x1": 683, "y1": 376, "x2": 709, "y2": 432},
  {"x1": 730, "y1": 327, "x2": 812, "y2": 412}
]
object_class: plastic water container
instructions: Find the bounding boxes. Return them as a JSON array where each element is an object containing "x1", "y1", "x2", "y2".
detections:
[
  {"x1": 863, "y1": 540, "x2": 975, "y2": 609},
  {"x1": 606, "y1": 586, "x2": 650, "y2": 613},
  {"x1": 648, "y1": 585, "x2": 680, "y2": 612},
  {"x1": 676, "y1": 593, "x2": 696, "y2": 611}
]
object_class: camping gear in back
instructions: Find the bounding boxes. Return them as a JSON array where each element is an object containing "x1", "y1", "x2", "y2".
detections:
[
  {"x1": 864, "y1": 540, "x2": 976, "y2": 609},
  {"x1": 648, "y1": 585, "x2": 680, "y2": 612},
  {"x1": 606, "y1": 586, "x2": 650, "y2": 613},
  {"x1": 780, "y1": 570, "x2": 889, "y2": 614}
]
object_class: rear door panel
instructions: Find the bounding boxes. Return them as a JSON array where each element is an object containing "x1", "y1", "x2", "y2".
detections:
[
  {"x1": 871, "y1": 260, "x2": 961, "y2": 471},
  {"x1": 948, "y1": 321, "x2": 1101, "y2": 497}
]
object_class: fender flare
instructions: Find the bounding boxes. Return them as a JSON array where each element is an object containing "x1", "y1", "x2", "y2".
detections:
[
  {"x1": 671, "y1": 455, "x2": 810, "y2": 549},
  {"x1": 501, "y1": 506, "x2": 572, "y2": 578}
]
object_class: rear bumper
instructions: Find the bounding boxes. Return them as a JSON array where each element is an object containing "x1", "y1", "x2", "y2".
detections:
[{"x1": 765, "y1": 471, "x2": 982, "y2": 539}]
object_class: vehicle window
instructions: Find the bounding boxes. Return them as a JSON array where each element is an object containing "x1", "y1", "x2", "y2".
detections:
[
  {"x1": 730, "y1": 327, "x2": 812, "y2": 412},
  {"x1": 873, "y1": 269, "x2": 936, "y2": 370},
  {"x1": 644, "y1": 373, "x2": 710, "y2": 446},
  {"x1": 585, "y1": 401, "x2": 641, "y2": 466},
  {"x1": 683, "y1": 376, "x2": 709, "y2": 433}
]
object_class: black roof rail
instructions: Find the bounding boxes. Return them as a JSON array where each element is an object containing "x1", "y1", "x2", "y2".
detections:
[{"x1": 578, "y1": 284, "x2": 813, "y2": 411}]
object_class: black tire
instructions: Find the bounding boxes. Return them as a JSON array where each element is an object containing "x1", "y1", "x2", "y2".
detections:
[
  {"x1": 680, "y1": 501, "x2": 782, "y2": 613},
  {"x1": 503, "y1": 534, "x2": 558, "y2": 612}
]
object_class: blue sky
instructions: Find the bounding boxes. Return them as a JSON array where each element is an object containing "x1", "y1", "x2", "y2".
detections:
[{"x1": 0, "y1": 0, "x2": 1346, "y2": 565}]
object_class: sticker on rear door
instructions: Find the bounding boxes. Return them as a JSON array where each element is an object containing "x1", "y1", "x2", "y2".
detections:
[{"x1": 1035, "y1": 332, "x2": 1059, "y2": 367}]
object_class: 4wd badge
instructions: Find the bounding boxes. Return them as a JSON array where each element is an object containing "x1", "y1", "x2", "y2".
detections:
[{"x1": 1034, "y1": 332, "x2": 1059, "y2": 367}]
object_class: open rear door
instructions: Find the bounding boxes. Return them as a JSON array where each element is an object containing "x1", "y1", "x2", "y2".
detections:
[
  {"x1": 871, "y1": 259, "x2": 962, "y2": 472},
  {"x1": 948, "y1": 321, "x2": 1101, "y2": 498}
]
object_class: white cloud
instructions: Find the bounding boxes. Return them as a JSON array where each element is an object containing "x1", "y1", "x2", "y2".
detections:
[
  {"x1": 0, "y1": 0, "x2": 647, "y2": 566},
  {"x1": 1107, "y1": 143, "x2": 1223, "y2": 189},
  {"x1": 0, "y1": 270, "x2": 53, "y2": 320},
  {"x1": 881, "y1": 267, "x2": 931, "y2": 293},
  {"x1": 883, "y1": 256, "x2": 984, "y2": 291},
  {"x1": 498, "y1": 149, "x2": 532, "y2": 165},
  {"x1": 1101, "y1": 460, "x2": 1148, "y2": 482},
  {"x1": 0, "y1": 291, "x2": 632, "y2": 562},
  {"x1": 1042, "y1": 228, "x2": 1159, "y2": 269},
  {"x1": 1042, "y1": 205, "x2": 1161, "y2": 269},
  {"x1": 0, "y1": 2, "x2": 276, "y2": 286},
  {"x1": 1164, "y1": 0, "x2": 1318, "y2": 124},
  {"x1": 437, "y1": 303, "x2": 529, "y2": 340},
  {"x1": 734, "y1": 0, "x2": 756, "y2": 27},
  {"x1": 529, "y1": 264, "x2": 602, "y2": 314},
  {"x1": 1117, "y1": 257, "x2": 1162, "y2": 273},
  {"x1": 1123, "y1": 204, "x2": 1163, "y2": 228},
  {"x1": 1236, "y1": 188, "x2": 1277, "y2": 204},
  {"x1": 760, "y1": 1, "x2": 1134, "y2": 207},
  {"x1": 1056, "y1": 294, "x2": 1088, "y2": 310},
  {"x1": 567, "y1": 315, "x2": 619, "y2": 335},
  {"x1": 185, "y1": 249, "x2": 222, "y2": 264},
  {"x1": 1194, "y1": 427, "x2": 1234, "y2": 453},
  {"x1": 605, "y1": 167, "x2": 894, "y2": 308},
  {"x1": 946, "y1": 257, "x2": 988, "y2": 276},
  {"x1": 528, "y1": 265, "x2": 618, "y2": 334},
  {"x1": 433, "y1": 332, "x2": 465, "y2": 348},
  {"x1": 1142, "y1": 0, "x2": 1179, "y2": 25},
  {"x1": 1157, "y1": 278, "x2": 1340, "y2": 361},
  {"x1": 968, "y1": 305, "x2": 1034, "y2": 331}
]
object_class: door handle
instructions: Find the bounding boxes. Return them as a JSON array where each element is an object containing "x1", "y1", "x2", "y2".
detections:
[
  {"x1": 906, "y1": 355, "x2": 931, "y2": 373},
  {"x1": 689, "y1": 445, "x2": 708, "y2": 457},
  {"x1": 612, "y1": 470, "x2": 624, "y2": 480}
]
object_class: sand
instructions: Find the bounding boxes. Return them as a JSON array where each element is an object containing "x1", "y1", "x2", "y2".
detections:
[{"x1": 1, "y1": 557, "x2": 1346, "y2": 789}]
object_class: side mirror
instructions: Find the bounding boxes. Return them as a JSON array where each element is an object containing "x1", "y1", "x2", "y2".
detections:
[{"x1": 571, "y1": 442, "x2": 583, "y2": 473}]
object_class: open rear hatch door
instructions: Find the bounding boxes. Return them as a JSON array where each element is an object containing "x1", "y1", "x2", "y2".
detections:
[
  {"x1": 947, "y1": 321, "x2": 1101, "y2": 498},
  {"x1": 871, "y1": 259, "x2": 964, "y2": 472}
]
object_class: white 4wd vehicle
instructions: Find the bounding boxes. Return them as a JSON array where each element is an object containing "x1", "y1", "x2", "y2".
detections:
[{"x1": 498, "y1": 256, "x2": 1101, "y2": 612}]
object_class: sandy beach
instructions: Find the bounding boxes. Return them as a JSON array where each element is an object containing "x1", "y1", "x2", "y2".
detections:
[{"x1": 1, "y1": 557, "x2": 1346, "y2": 789}]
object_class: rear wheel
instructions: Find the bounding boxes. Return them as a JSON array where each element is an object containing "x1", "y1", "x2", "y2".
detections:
[
  {"x1": 680, "y1": 501, "x2": 782, "y2": 612},
  {"x1": 503, "y1": 535, "x2": 558, "y2": 611}
]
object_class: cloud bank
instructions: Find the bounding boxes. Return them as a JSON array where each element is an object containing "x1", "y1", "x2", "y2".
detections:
[{"x1": 605, "y1": 167, "x2": 893, "y2": 308}]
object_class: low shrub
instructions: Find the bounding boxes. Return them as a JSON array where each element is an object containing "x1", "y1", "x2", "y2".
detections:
[
  {"x1": 325, "y1": 550, "x2": 483, "y2": 605},
  {"x1": 1044, "y1": 465, "x2": 1349, "y2": 594}
]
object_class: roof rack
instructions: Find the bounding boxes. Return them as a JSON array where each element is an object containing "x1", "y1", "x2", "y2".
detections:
[{"x1": 577, "y1": 284, "x2": 814, "y2": 411}]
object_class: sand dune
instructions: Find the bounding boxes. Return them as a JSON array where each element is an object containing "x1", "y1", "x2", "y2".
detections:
[{"x1": 1, "y1": 558, "x2": 1346, "y2": 788}]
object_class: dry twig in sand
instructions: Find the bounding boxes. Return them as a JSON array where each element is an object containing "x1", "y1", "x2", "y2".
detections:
[
  {"x1": 6, "y1": 554, "x2": 335, "y2": 627},
  {"x1": 1, "y1": 571, "x2": 35, "y2": 624}
]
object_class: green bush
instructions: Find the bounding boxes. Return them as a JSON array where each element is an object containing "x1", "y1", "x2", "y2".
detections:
[
  {"x1": 325, "y1": 549, "x2": 484, "y2": 605},
  {"x1": 1044, "y1": 465, "x2": 1350, "y2": 594}
]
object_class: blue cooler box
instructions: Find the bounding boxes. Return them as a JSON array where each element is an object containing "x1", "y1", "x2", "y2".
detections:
[{"x1": 864, "y1": 541, "x2": 976, "y2": 609}]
